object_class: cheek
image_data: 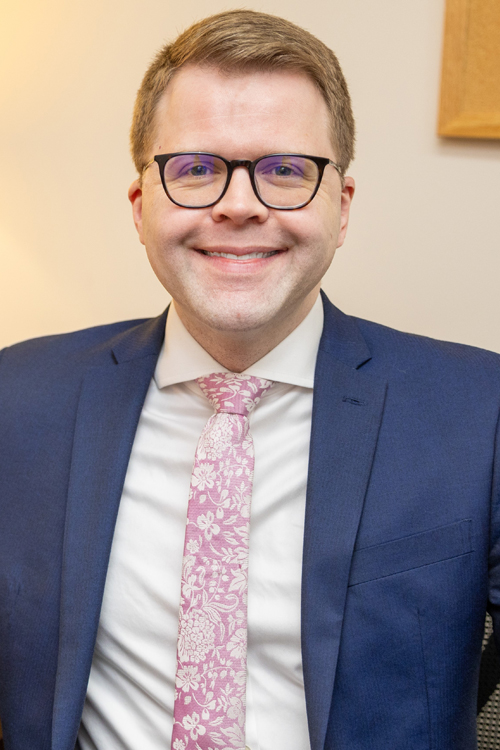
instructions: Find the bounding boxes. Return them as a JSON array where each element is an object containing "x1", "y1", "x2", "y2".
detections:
[
  {"x1": 282, "y1": 203, "x2": 337, "y2": 255},
  {"x1": 315, "y1": 200, "x2": 342, "y2": 251},
  {"x1": 142, "y1": 200, "x2": 193, "y2": 255}
]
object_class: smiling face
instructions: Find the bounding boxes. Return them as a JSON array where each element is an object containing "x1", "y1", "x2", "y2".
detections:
[{"x1": 129, "y1": 65, "x2": 354, "y2": 364}]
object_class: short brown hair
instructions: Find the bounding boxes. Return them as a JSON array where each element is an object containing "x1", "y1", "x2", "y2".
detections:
[{"x1": 130, "y1": 9, "x2": 355, "y2": 176}]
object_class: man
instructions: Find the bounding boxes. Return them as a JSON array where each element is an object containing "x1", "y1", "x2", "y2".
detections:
[{"x1": 1, "y1": 9, "x2": 500, "y2": 750}]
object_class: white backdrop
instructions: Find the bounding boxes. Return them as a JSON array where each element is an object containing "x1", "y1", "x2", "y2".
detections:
[{"x1": 1, "y1": 0, "x2": 499, "y2": 350}]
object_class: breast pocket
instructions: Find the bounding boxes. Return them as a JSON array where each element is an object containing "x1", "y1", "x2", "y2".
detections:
[{"x1": 349, "y1": 519, "x2": 473, "y2": 587}]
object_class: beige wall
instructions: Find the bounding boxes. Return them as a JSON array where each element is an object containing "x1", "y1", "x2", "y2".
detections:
[{"x1": 1, "y1": 0, "x2": 499, "y2": 351}]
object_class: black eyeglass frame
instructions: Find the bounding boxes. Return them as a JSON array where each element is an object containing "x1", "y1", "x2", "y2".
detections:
[{"x1": 142, "y1": 152, "x2": 342, "y2": 210}]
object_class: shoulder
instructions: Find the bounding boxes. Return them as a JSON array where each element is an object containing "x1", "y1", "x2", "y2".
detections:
[
  {"x1": 0, "y1": 317, "x2": 149, "y2": 366},
  {"x1": 343, "y1": 316, "x2": 500, "y2": 418},
  {"x1": 321, "y1": 292, "x2": 500, "y2": 386},
  {"x1": 326, "y1": 314, "x2": 500, "y2": 451},
  {"x1": 0, "y1": 311, "x2": 168, "y2": 370},
  {"x1": 0, "y1": 313, "x2": 166, "y2": 406},
  {"x1": 355, "y1": 315, "x2": 500, "y2": 378}
]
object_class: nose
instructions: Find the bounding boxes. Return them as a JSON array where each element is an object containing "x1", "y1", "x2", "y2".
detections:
[{"x1": 211, "y1": 165, "x2": 269, "y2": 225}]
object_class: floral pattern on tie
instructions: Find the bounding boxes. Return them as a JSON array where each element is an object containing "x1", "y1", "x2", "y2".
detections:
[{"x1": 171, "y1": 373, "x2": 274, "y2": 750}]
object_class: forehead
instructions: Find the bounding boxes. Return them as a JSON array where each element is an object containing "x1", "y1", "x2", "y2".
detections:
[{"x1": 152, "y1": 65, "x2": 334, "y2": 159}]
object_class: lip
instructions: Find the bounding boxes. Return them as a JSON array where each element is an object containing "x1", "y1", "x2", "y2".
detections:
[{"x1": 194, "y1": 246, "x2": 285, "y2": 260}]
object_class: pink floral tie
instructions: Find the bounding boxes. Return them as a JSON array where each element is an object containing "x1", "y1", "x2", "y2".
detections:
[{"x1": 171, "y1": 373, "x2": 274, "y2": 750}]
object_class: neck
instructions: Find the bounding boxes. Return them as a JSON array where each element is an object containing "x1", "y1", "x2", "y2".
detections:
[{"x1": 174, "y1": 293, "x2": 319, "y2": 372}]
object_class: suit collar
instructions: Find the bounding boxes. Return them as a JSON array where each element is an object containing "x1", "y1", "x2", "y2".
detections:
[
  {"x1": 318, "y1": 289, "x2": 372, "y2": 369},
  {"x1": 110, "y1": 308, "x2": 167, "y2": 364}
]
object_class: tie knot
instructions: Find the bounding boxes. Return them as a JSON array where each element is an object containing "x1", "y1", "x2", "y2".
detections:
[{"x1": 197, "y1": 372, "x2": 274, "y2": 416}]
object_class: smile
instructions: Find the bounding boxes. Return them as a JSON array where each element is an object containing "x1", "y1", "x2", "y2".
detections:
[{"x1": 199, "y1": 250, "x2": 279, "y2": 259}]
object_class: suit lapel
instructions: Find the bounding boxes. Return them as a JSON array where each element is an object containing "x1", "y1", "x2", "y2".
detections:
[
  {"x1": 302, "y1": 295, "x2": 387, "y2": 750},
  {"x1": 52, "y1": 312, "x2": 166, "y2": 750}
]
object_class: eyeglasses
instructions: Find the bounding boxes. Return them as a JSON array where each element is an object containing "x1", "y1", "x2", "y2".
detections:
[{"x1": 142, "y1": 152, "x2": 341, "y2": 210}]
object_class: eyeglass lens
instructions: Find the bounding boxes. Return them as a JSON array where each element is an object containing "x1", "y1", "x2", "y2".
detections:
[{"x1": 163, "y1": 154, "x2": 320, "y2": 208}]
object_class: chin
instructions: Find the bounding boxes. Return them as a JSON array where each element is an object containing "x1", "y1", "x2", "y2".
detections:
[
  {"x1": 193, "y1": 299, "x2": 279, "y2": 335},
  {"x1": 202, "y1": 311, "x2": 271, "y2": 334}
]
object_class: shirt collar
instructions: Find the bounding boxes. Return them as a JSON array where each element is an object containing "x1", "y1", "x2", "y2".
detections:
[{"x1": 154, "y1": 294, "x2": 324, "y2": 390}]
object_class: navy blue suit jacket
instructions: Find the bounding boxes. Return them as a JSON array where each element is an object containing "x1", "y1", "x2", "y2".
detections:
[{"x1": 2, "y1": 293, "x2": 500, "y2": 750}]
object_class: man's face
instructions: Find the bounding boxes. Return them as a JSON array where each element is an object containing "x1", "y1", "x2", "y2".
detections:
[{"x1": 129, "y1": 66, "x2": 354, "y2": 343}]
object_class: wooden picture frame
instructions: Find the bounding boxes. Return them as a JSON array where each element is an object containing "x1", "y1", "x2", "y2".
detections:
[{"x1": 438, "y1": 0, "x2": 500, "y2": 139}]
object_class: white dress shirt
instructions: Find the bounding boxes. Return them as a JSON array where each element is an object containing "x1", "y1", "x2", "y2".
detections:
[{"x1": 78, "y1": 295, "x2": 323, "y2": 750}]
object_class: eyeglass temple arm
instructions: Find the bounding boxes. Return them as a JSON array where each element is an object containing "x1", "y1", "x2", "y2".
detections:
[
  {"x1": 142, "y1": 159, "x2": 155, "y2": 174},
  {"x1": 328, "y1": 160, "x2": 346, "y2": 187}
]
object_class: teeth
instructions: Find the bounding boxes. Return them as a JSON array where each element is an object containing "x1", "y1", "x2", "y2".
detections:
[{"x1": 201, "y1": 250, "x2": 277, "y2": 259}]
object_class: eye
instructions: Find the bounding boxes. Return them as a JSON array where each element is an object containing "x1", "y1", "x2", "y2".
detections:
[
  {"x1": 165, "y1": 154, "x2": 225, "y2": 183},
  {"x1": 186, "y1": 163, "x2": 213, "y2": 177},
  {"x1": 258, "y1": 157, "x2": 307, "y2": 181},
  {"x1": 272, "y1": 165, "x2": 295, "y2": 177},
  {"x1": 263, "y1": 161, "x2": 301, "y2": 176}
]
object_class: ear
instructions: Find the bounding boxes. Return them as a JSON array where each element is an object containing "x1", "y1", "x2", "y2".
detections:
[
  {"x1": 336, "y1": 175, "x2": 355, "y2": 249},
  {"x1": 128, "y1": 179, "x2": 145, "y2": 245}
]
